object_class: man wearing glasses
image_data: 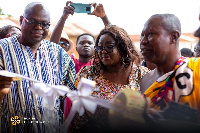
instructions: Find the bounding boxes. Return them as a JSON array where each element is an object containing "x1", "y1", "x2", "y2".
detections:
[{"x1": 0, "y1": 2, "x2": 76, "y2": 133}]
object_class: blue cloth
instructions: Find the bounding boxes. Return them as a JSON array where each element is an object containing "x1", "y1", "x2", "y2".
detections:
[{"x1": 0, "y1": 36, "x2": 76, "y2": 133}]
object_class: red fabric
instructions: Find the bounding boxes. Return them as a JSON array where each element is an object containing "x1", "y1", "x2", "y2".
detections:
[
  {"x1": 64, "y1": 97, "x2": 72, "y2": 119},
  {"x1": 65, "y1": 55, "x2": 93, "y2": 119},
  {"x1": 64, "y1": 97, "x2": 72, "y2": 132},
  {"x1": 69, "y1": 55, "x2": 93, "y2": 74},
  {"x1": 64, "y1": 55, "x2": 94, "y2": 131}
]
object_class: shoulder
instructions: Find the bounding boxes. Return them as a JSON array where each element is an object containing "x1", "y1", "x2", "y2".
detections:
[
  {"x1": 132, "y1": 65, "x2": 150, "y2": 77},
  {"x1": 44, "y1": 40, "x2": 72, "y2": 59},
  {"x1": 43, "y1": 41, "x2": 75, "y2": 67},
  {"x1": 0, "y1": 37, "x2": 14, "y2": 45},
  {"x1": 0, "y1": 37, "x2": 18, "y2": 52},
  {"x1": 140, "y1": 69, "x2": 155, "y2": 94},
  {"x1": 41, "y1": 40, "x2": 61, "y2": 54},
  {"x1": 69, "y1": 54, "x2": 79, "y2": 62},
  {"x1": 78, "y1": 65, "x2": 95, "y2": 75},
  {"x1": 184, "y1": 57, "x2": 200, "y2": 74},
  {"x1": 75, "y1": 65, "x2": 96, "y2": 87},
  {"x1": 187, "y1": 57, "x2": 200, "y2": 66},
  {"x1": 42, "y1": 40, "x2": 60, "y2": 49},
  {"x1": 77, "y1": 65, "x2": 95, "y2": 79},
  {"x1": 130, "y1": 64, "x2": 150, "y2": 88},
  {"x1": 69, "y1": 54, "x2": 74, "y2": 59},
  {"x1": 141, "y1": 69, "x2": 154, "y2": 81}
]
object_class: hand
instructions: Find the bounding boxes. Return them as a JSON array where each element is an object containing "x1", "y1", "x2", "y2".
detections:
[
  {"x1": 90, "y1": 3, "x2": 106, "y2": 18},
  {"x1": 62, "y1": 1, "x2": 75, "y2": 19},
  {"x1": 144, "y1": 97, "x2": 164, "y2": 119},
  {"x1": 0, "y1": 76, "x2": 13, "y2": 96}
]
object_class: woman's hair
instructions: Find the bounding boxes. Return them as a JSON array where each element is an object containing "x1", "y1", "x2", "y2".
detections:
[{"x1": 93, "y1": 25, "x2": 140, "y2": 74}]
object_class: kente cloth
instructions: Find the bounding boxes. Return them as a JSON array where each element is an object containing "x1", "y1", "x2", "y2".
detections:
[
  {"x1": 0, "y1": 36, "x2": 76, "y2": 133},
  {"x1": 144, "y1": 56, "x2": 200, "y2": 110},
  {"x1": 71, "y1": 64, "x2": 149, "y2": 132}
]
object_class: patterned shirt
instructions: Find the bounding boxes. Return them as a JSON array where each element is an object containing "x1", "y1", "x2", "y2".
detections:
[
  {"x1": 75, "y1": 64, "x2": 149, "y2": 100},
  {"x1": 144, "y1": 57, "x2": 200, "y2": 110},
  {"x1": 0, "y1": 36, "x2": 76, "y2": 133},
  {"x1": 72, "y1": 64, "x2": 149, "y2": 132}
]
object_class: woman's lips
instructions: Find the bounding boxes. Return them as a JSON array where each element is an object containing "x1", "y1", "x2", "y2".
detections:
[{"x1": 102, "y1": 56, "x2": 111, "y2": 60}]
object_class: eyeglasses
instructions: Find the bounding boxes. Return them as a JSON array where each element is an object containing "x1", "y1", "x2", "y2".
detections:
[
  {"x1": 59, "y1": 41, "x2": 70, "y2": 47},
  {"x1": 23, "y1": 16, "x2": 50, "y2": 29},
  {"x1": 95, "y1": 44, "x2": 116, "y2": 53}
]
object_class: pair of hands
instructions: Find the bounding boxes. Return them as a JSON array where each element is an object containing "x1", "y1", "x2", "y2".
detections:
[{"x1": 63, "y1": 1, "x2": 106, "y2": 19}]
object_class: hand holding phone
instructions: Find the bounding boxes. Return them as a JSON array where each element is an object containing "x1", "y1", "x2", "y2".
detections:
[
  {"x1": 70, "y1": 3, "x2": 93, "y2": 14},
  {"x1": 90, "y1": 3, "x2": 106, "y2": 18}
]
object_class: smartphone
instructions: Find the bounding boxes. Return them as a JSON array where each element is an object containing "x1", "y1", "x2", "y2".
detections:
[{"x1": 70, "y1": 3, "x2": 93, "y2": 13}]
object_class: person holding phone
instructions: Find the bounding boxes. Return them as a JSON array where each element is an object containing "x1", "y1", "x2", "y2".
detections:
[
  {"x1": 50, "y1": 1, "x2": 111, "y2": 74},
  {"x1": 50, "y1": 1, "x2": 111, "y2": 45}
]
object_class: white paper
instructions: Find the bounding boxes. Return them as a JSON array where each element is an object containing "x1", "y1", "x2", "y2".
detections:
[{"x1": 0, "y1": 70, "x2": 41, "y2": 83}]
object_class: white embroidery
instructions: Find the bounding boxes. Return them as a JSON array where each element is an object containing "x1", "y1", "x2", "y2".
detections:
[
  {"x1": 174, "y1": 60, "x2": 193, "y2": 102},
  {"x1": 157, "y1": 71, "x2": 173, "y2": 82}
]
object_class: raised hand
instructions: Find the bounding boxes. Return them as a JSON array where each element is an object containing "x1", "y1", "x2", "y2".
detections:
[
  {"x1": 90, "y1": 3, "x2": 106, "y2": 18},
  {"x1": 63, "y1": 1, "x2": 75, "y2": 19}
]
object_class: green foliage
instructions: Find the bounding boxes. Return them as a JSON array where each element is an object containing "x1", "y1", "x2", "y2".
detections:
[
  {"x1": 0, "y1": 7, "x2": 12, "y2": 16},
  {"x1": 0, "y1": 7, "x2": 4, "y2": 15}
]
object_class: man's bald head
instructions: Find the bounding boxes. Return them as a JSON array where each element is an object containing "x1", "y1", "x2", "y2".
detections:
[{"x1": 23, "y1": 2, "x2": 50, "y2": 19}]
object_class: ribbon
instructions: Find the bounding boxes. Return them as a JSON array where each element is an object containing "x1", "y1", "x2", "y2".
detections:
[{"x1": 0, "y1": 70, "x2": 146, "y2": 132}]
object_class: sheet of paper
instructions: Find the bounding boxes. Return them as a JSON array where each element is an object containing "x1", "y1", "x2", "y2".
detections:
[{"x1": 0, "y1": 70, "x2": 41, "y2": 82}]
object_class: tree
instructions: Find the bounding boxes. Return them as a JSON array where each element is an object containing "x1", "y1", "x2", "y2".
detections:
[
  {"x1": 0, "y1": 7, "x2": 4, "y2": 15},
  {"x1": 0, "y1": 7, "x2": 11, "y2": 16}
]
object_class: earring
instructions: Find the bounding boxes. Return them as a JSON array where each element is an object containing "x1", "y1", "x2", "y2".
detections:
[{"x1": 121, "y1": 56, "x2": 126, "y2": 66}]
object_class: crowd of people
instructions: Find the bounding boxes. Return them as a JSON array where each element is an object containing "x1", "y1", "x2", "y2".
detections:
[{"x1": 0, "y1": 1, "x2": 200, "y2": 133}]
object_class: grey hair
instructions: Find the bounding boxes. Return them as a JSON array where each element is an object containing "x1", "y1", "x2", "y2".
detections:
[{"x1": 151, "y1": 14, "x2": 181, "y2": 34}]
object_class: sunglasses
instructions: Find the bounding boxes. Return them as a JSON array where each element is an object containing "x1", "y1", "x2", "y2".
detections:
[
  {"x1": 95, "y1": 44, "x2": 116, "y2": 53},
  {"x1": 59, "y1": 41, "x2": 70, "y2": 47},
  {"x1": 23, "y1": 16, "x2": 50, "y2": 29}
]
